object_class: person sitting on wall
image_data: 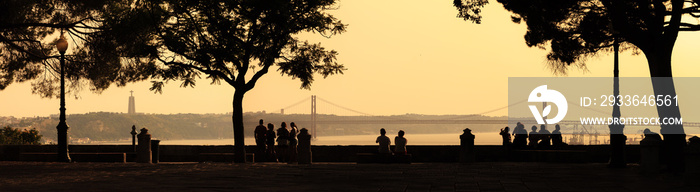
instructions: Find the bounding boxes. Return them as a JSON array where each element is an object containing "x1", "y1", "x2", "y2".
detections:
[
  {"x1": 376, "y1": 128, "x2": 392, "y2": 154},
  {"x1": 643, "y1": 128, "x2": 662, "y2": 141},
  {"x1": 551, "y1": 124, "x2": 566, "y2": 147},
  {"x1": 394, "y1": 130, "x2": 408, "y2": 155}
]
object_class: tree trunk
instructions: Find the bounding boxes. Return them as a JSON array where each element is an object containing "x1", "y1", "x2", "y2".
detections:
[
  {"x1": 232, "y1": 90, "x2": 246, "y2": 163},
  {"x1": 646, "y1": 50, "x2": 686, "y2": 173}
]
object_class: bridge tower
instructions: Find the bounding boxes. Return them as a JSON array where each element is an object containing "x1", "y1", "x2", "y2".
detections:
[
  {"x1": 311, "y1": 95, "x2": 317, "y2": 138},
  {"x1": 542, "y1": 101, "x2": 547, "y2": 128}
]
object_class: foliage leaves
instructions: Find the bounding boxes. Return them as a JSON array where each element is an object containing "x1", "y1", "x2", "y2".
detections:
[
  {"x1": 278, "y1": 41, "x2": 344, "y2": 89},
  {"x1": 147, "y1": 0, "x2": 347, "y2": 92},
  {"x1": 0, "y1": 126, "x2": 42, "y2": 145},
  {"x1": 458, "y1": 0, "x2": 700, "y2": 75},
  {"x1": 0, "y1": 0, "x2": 161, "y2": 98},
  {"x1": 453, "y1": 0, "x2": 489, "y2": 24}
]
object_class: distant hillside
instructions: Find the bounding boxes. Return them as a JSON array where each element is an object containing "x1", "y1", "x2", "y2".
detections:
[{"x1": 6, "y1": 112, "x2": 507, "y2": 143}]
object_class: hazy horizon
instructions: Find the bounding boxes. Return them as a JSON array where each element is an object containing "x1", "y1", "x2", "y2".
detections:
[
  {"x1": 2, "y1": 0, "x2": 700, "y2": 118},
  {"x1": 0, "y1": 111, "x2": 510, "y2": 118}
]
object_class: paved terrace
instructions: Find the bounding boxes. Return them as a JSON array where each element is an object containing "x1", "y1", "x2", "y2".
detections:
[{"x1": 0, "y1": 162, "x2": 693, "y2": 191}]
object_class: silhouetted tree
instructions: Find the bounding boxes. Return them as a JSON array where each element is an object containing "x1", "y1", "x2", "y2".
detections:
[
  {"x1": 0, "y1": 0, "x2": 160, "y2": 97},
  {"x1": 140, "y1": 0, "x2": 346, "y2": 162},
  {"x1": 455, "y1": 0, "x2": 699, "y2": 172},
  {"x1": 0, "y1": 126, "x2": 42, "y2": 145},
  {"x1": 453, "y1": 0, "x2": 489, "y2": 24}
]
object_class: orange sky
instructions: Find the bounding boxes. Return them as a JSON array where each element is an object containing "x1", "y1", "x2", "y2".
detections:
[{"x1": 1, "y1": 0, "x2": 699, "y2": 118}]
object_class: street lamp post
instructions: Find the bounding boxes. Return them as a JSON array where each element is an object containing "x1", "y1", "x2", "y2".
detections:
[
  {"x1": 605, "y1": 1, "x2": 626, "y2": 167},
  {"x1": 56, "y1": 32, "x2": 71, "y2": 162},
  {"x1": 608, "y1": 21, "x2": 626, "y2": 167}
]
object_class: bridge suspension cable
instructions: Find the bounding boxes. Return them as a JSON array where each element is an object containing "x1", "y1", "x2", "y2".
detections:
[
  {"x1": 439, "y1": 99, "x2": 527, "y2": 120},
  {"x1": 282, "y1": 97, "x2": 310, "y2": 111},
  {"x1": 566, "y1": 100, "x2": 610, "y2": 116},
  {"x1": 476, "y1": 99, "x2": 527, "y2": 115},
  {"x1": 316, "y1": 97, "x2": 374, "y2": 116}
]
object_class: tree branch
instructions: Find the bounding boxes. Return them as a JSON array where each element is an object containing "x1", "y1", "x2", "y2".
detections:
[
  {"x1": 663, "y1": 0, "x2": 685, "y2": 43},
  {"x1": 245, "y1": 60, "x2": 272, "y2": 91},
  {"x1": 2, "y1": 39, "x2": 41, "y2": 43},
  {"x1": 161, "y1": 60, "x2": 234, "y2": 85},
  {"x1": 0, "y1": 17, "x2": 99, "y2": 30},
  {"x1": 0, "y1": 36, "x2": 50, "y2": 60},
  {"x1": 214, "y1": 60, "x2": 235, "y2": 79},
  {"x1": 678, "y1": 22, "x2": 700, "y2": 31}
]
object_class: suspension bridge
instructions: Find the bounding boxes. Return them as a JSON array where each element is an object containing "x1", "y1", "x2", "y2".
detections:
[{"x1": 260, "y1": 95, "x2": 700, "y2": 141}]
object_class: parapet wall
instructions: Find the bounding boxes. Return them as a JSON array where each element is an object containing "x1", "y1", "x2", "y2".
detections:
[{"x1": 0, "y1": 145, "x2": 640, "y2": 163}]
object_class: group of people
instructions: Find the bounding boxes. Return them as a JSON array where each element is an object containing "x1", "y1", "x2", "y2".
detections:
[
  {"x1": 375, "y1": 128, "x2": 408, "y2": 155},
  {"x1": 254, "y1": 119, "x2": 308, "y2": 163},
  {"x1": 499, "y1": 122, "x2": 565, "y2": 149}
]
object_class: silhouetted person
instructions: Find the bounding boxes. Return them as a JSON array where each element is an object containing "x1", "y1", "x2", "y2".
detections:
[
  {"x1": 512, "y1": 122, "x2": 528, "y2": 149},
  {"x1": 254, "y1": 119, "x2": 267, "y2": 156},
  {"x1": 538, "y1": 125, "x2": 551, "y2": 149},
  {"x1": 277, "y1": 122, "x2": 290, "y2": 162},
  {"x1": 528, "y1": 125, "x2": 539, "y2": 148},
  {"x1": 266, "y1": 123, "x2": 277, "y2": 162},
  {"x1": 551, "y1": 124, "x2": 564, "y2": 147},
  {"x1": 643, "y1": 128, "x2": 662, "y2": 142},
  {"x1": 288, "y1": 122, "x2": 299, "y2": 163},
  {"x1": 640, "y1": 128, "x2": 663, "y2": 173},
  {"x1": 394, "y1": 130, "x2": 407, "y2": 155},
  {"x1": 376, "y1": 128, "x2": 391, "y2": 154},
  {"x1": 500, "y1": 126, "x2": 511, "y2": 147}
]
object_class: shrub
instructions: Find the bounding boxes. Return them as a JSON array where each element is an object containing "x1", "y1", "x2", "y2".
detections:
[{"x1": 0, "y1": 126, "x2": 42, "y2": 145}]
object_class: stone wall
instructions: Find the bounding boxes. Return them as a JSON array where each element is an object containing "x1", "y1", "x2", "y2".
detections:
[{"x1": 0, "y1": 145, "x2": 640, "y2": 163}]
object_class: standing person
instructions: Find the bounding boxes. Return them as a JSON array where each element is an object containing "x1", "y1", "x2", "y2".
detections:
[
  {"x1": 394, "y1": 130, "x2": 408, "y2": 155},
  {"x1": 276, "y1": 122, "x2": 290, "y2": 162},
  {"x1": 528, "y1": 125, "x2": 539, "y2": 148},
  {"x1": 513, "y1": 122, "x2": 528, "y2": 149},
  {"x1": 254, "y1": 119, "x2": 267, "y2": 159},
  {"x1": 265, "y1": 123, "x2": 277, "y2": 162},
  {"x1": 538, "y1": 125, "x2": 551, "y2": 149},
  {"x1": 288, "y1": 122, "x2": 299, "y2": 163},
  {"x1": 376, "y1": 128, "x2": 391, "y2": 154},
  {"x1": 499, "y1": 126, "x2": 512, "y2": 147}
]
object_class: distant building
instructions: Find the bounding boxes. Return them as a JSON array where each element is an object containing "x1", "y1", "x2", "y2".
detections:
[{"x1": 128, "y1": 91, "x2": 136, "y2": 114}]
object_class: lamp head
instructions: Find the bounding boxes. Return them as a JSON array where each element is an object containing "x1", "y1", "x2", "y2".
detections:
[{"x1": 56, "y1": 33, "x2": 68, "y2": 54}]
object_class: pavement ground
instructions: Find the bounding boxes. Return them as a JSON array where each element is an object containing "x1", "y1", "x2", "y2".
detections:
[{"x1": 0, "y1": 161, "x2": 694, "y2": 192}]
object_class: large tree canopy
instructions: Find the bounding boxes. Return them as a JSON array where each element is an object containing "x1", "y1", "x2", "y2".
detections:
[
  {"x1": 0, "y1": 0, "x2": 346, "y2": 163},
  {"x1": 456, "y1": 0, "x2": 700, "y2": 75},
  {"x1": 455, "y1": 0, "x2": 700, "y2": 172},
  {"x1": 148, "y1": 0, "x2": 345, "y2": 91},
  {"x1": 0, "y1": 0, "x2": 159, "y2": 97},
  {"x1": 131, "y1": 0, "x2": 347, "y2": 162}
]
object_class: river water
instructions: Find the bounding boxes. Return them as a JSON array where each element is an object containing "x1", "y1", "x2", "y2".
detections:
[{"x1": 97, "y1": 132, "x2": 632, "y2": 145}]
